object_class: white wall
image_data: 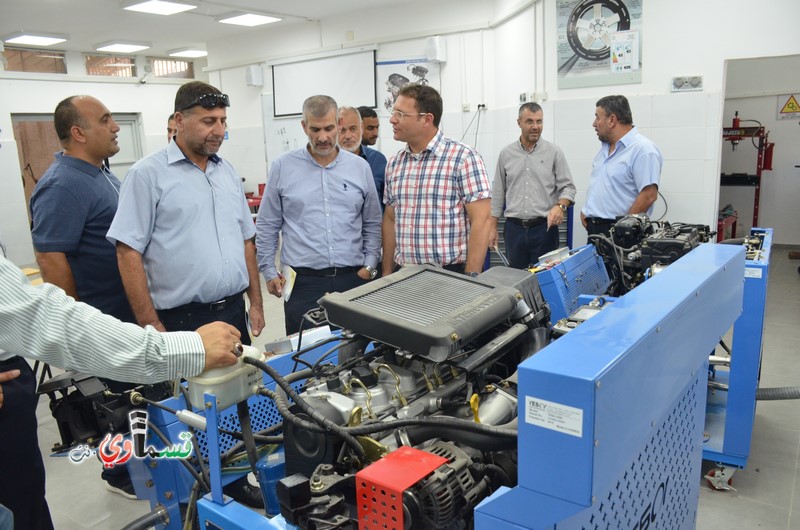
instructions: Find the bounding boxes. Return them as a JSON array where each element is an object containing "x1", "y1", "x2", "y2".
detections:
[
  {"x1": 203, "y1": 0, "x2": 800, "y2": 249},
  {"x1": 2, "y1": 0, "x2": 799, "y2": 264},
  {"x1": 0, "y1": 77, "x2": 188, "y2": 263}
]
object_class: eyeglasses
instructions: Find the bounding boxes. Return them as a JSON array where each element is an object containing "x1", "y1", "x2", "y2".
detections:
[
  {"x1": 390, "y1": 108, "x2": 427, "y2": 120},
  {"x1": 180, "y1": 93, "x2": 230, "y2": 111}
]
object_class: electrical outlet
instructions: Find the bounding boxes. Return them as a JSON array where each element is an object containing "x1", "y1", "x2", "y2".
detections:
[
  {"x1": 462, "y1": 103, "x2": 470, "y2": 112},
  {"x1": 478, "y1": 104, "x2": 487, "y2": 111},
  {"x1": 671, "y1": 75, "x2": 703, "y2": 92}
]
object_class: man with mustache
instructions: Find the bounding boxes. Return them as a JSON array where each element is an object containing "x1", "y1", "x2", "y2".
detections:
[
  {"x1": 29, "y1": 94, "x2": 140, "y2": 501},
  {"x1": 256, "y1": 95, "x2": 382, "y2": 335},
  {"x1": 340, "y1": 106, "x2": 387, "y2": 209},
  {"x1": 581, "y1": 95, "x2": 663, "y2": 237},
  {"x1": 108, "y1": 82, "x2": 265, "y2": 505}
]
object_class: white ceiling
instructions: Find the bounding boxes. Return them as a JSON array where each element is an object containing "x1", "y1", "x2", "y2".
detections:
[{"x1": 0, "y1": 0, "x2": 413, "y2": 57}]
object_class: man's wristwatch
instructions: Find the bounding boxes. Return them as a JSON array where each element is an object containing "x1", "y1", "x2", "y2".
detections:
[
  {"x1": 557, "y1": 203, "x2": 568, "y2": 213},
  {"x1": 364, "y1": 265, "x2": 378, "y2": 279}
]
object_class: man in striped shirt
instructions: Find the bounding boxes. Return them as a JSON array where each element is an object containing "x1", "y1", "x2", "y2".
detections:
[
  {"x1": 0, "y1": 242, "x2": 240, "y2": 530},
  {"x1": 382, "y1": 84, "x2": 492, "y2": 277}
]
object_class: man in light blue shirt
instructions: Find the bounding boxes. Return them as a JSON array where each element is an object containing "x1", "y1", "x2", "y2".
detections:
[
  {"x1": 256, "y1": 95, "x2": 382, "y2": 335},
  {"x1": 108, "y1": 81, "x2": 264, "y2": 345},
  {"x1": 581, "y1": 95, "x2": 663, "y2": 236}
]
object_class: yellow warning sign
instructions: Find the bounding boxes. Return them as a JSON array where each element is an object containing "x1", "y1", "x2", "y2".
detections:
[
  {"x1": 780, "y1": 95, "x2": 799, "y2": 113},
  {"x1": 778, "y1": 94, "x2": 800, "y2": 120}
]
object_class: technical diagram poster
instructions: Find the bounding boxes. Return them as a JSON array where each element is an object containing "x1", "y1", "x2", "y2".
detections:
[
  {"x1": 557, "y1": 0, "x2": 643, "y2": 89},
  {"x1": 375, "y1": 60, "x2": 440, "y2": 117}
]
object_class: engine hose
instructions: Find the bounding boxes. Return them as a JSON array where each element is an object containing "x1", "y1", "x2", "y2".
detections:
[
  {"x1": 245, "y1": 358, "x2": 367, "y2": 460},
  {"x1": 718, "y1": 237, "x2": 746, "y2": 245},
  {"x1": 483, "y1": 463, "x2": 512, "y2": 487},
  {"x1": 237, "y1": 401, "x2": 260, "y2": 476},
  {"x1": 404, "y1": 425, "x2": 516, "y2": 451},
  {"x1": 756, "y1": 387, "x2": 800, "y2": 400},
  {"x1": 120, "y1": 504, "x2": 168, "y2": 530}
]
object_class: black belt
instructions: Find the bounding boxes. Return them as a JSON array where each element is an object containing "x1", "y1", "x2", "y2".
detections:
[
  {"x1": 506, "y1": 217, "x2": 547, "y2": 228},
  {"x1": 585, "y1": 217, "x2": 617, "y2": 226},
  {"x1": 293, "y1": 266, "x2": 361, "y2": 277},
  {"x1": 159, "y1": 292, "x2": 244, "y2": 315}
]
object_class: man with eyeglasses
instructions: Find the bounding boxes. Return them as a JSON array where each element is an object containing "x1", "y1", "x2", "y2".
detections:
[
  {"x1": 382, "y1": 84, "x2": 492, "y2": 277},
  {"x1": 109, "y1": 81, "x2": 265, "y2": 506},
  {"x1": 29, "y1": 95, "x2": 140, "y2": 499},
  {"x1": 340, "y1": 106, "x2": 387, "y2": 207},
  {"x1": 256, "y1": 96, "x2": 382, "y2": 335}
]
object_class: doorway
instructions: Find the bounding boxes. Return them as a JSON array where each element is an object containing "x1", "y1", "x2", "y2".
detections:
[
  {"x1": 719, "y1": 54, "x2": 800, "y2": 244},
  {"x1": 11, "y1": 112, "x2": 144, "y2": 223}
]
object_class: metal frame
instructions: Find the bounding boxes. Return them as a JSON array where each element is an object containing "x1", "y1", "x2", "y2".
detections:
[{"x1": 703, "y1": 228, "x2": 772, "y2": 469}]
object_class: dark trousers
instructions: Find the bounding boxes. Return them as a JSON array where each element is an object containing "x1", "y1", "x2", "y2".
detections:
[
  {"x1": 504, "y1": 220, "x2": 560, "y2": 269},
  {"x1": 285, "y1": 271, "x2": 366, "y2": 335},
  {"x1": 0, "y1": 357, "x2": 54, "y2": 530},
  {"x1": 158, "y1": 294, "x2": 251, "y2": 345}
]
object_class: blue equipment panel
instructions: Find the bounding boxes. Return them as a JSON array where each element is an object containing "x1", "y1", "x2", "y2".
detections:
[
  {"x1": 475, "y1": 243, "x2": 745, "y2": 529},
  {"x1": 704, "y1": 228, "x2": 772, "y2": 468},
  {"x1": 535, "y1": 244, "x2": 610, "y2": 323}
]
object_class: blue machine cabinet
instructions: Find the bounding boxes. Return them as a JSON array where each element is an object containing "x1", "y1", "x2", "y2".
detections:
[
  {"x1": 535, "y1": 244, "x2": 610, "y2": 323},
  {"x1": 137, "y1": 245, "x2": 746, "y2": 530},
  {"x1": 476, "y1": 244, "x2": 745, "y2": 529},
  {"x1": 703, "y1": 228, "x2": 772, "y2": 476}
]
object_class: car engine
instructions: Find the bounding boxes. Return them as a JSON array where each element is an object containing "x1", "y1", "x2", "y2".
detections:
[{"x1": 271, "y1": 265, "x2": 550, "y2": 529}]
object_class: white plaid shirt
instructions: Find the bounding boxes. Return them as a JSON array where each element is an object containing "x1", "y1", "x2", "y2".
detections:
[{"x1": 385, "y1": 130, "x2": 491, "y2": 266}]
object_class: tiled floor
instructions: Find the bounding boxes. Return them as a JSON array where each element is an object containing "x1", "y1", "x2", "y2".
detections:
[{"x1": 34, "y1": 246, "x2": 800, "y2": 528}]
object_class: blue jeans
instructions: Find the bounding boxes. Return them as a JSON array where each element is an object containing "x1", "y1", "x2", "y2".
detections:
[{"x1": 503, "y1": 220, "x2": 559, "y2": 269}]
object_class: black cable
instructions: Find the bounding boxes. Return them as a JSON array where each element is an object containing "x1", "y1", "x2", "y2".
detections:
[
  {"x1": 236, "y1": 401, "x2": 261, "y2": 477},
  {"x1": 245, "y1": 359, "x2": 367, "y2": 460},
  {"x1": 290, "y1": 335, "x2": 342, "y2": 372},
  {"x1": 718, "y1": 339, "x2": 732, "y2": 355},
  {"x1": 132, "y1": 395, "x2": 179, "y2": 416},
  {"x1": 147, "y1": 421, "x2": 209, "y2": 492},
  {"x1": 178, "y1": 384, "x2": 211, "y2": 488},
  {"x1": 218, "y1": 427, "x2": 283, "y2": 444},
  {"x1": 310, "y1": 338, "x2": 359, "y2": 378}
]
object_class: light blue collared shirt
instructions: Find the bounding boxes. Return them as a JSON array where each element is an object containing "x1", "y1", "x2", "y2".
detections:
[
  {"x1": 582, "y1": 127, "x2": 663, "y2": 220},
  {"x1": 255, "y1": 146, "x2": 382, "y2": 280},
  {"x1": 107, "y1": 141, "x2": 255, "y2": 309}
]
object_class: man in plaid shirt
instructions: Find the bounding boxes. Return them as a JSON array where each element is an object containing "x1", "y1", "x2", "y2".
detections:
[{"x1": 381, "y1": 84, "x2": 492, "y2": 277}]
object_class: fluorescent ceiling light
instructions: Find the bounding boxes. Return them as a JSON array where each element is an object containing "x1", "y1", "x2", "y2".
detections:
[
  {"x1": 168, "y1": 47, "x2": 207, "y2": 58},
  {"x1": 3, "y1": 31, "x2": 68, "y2": 47},
  {"x1": 95, "y1": 41, "x2": 150, "y2": 53},
  {"x1": 123, "y1": 0, "x2": 196, "y2": 15},
  {"x1": 217, "y1": 13, "x2": 281, "y2": 27}
]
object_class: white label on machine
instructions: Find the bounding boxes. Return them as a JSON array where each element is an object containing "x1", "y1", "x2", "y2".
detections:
[
  {"x1": 525, "y1": 396, "x2": 583, "y2": 438},
  {"x1": 744, "y1": 267, "x2": 762, "y2": 278}
]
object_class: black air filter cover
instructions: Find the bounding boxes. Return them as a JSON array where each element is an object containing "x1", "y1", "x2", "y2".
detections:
[{"x1": 318, "y1": 265, "x2": 520, "y2": 361}]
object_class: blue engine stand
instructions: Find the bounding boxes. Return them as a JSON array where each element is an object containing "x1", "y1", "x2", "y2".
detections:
[
  {"x1": 475, "y1": 243, "x2": 745, "y2": 529},
  {"x1": 703, "y1": 228, "x2": 772, "y2": 475}
]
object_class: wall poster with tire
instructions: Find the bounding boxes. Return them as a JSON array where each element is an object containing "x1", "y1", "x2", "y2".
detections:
[{"x1": 556, "y1": 0, "x2": 643, "y2": 89}]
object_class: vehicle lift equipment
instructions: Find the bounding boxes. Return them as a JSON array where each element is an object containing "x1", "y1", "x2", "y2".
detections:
[{"x1": 721, "y1": 112, "x2": 775, "y2": 228}]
